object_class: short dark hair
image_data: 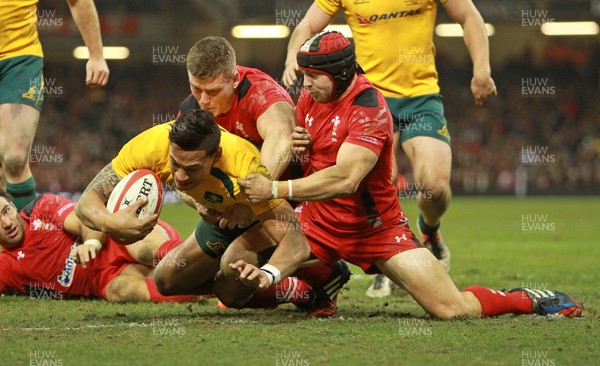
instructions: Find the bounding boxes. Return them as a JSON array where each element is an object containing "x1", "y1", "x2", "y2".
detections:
[
  {"x1": 169, "y1": 109, "x2": 221, "y2": 155},
  {"x1": 0, "y1": 189, "x2": 12, "y2": 202},
  {"x1": 187, "y1": 36, "x2": 237, "y2": 79}
]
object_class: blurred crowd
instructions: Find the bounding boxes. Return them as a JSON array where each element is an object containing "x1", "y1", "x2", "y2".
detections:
[{"x1": 32, "y1": 44, "x2": 599, "y2": 196}]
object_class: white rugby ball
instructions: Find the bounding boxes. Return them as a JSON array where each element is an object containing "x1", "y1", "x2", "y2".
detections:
[{"x1": 106, "y1": 169, "x2": 163, "y2": 219}]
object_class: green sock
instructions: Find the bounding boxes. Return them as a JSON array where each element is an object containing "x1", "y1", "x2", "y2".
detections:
[
  {"x1": 6, "y1": 176, "x2": 37, "y2": 211},
  {"x1": 418, "y1": 213, "x2": 440, "y2": 237}
]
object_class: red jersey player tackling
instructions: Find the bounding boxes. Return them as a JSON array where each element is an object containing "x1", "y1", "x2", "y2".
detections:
[
  {"x1": 238, "y1": 31, "x2": 582, "y2": 319},
  {"x1": 179, "y1": 37, "x2": 296, "y2": 180},
  {"x1": 0, "y1": 190, "x2": 193, "y2": 303}
]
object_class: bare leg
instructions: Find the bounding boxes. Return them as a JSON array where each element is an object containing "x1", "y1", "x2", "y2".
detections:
[
  {"x1": 401, "y1": 136, "x2": 452, "y2": 228},
  {"x1": 375, "y1": 248, "x2": 481, "y2": 319},
  {"x1": 153, "y1": 231, "x2": 220, "y2": 295},
  {"x1": 105, "y1": 264, "x2": 153, "y2": 302},
  {"x1": 215, "y1": 225, "x2": 276, "y2": 308},
  {"x1": 125, "y1": 223, "x2": 170, "y2": 266},
  {"x1": 0, "y1": 104, "x2": 39, "y2": 183}
]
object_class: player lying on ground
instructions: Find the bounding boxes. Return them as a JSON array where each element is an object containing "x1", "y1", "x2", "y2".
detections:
[
  {"x1": 238, "y1": 31, "x2": 583, "y2": 319},
  {"x1": 75, "y1": 109, "x2": 346, "y2": 316},
  {"x1": 0, "y1": 190, "x2": 195, "y2": 303}
]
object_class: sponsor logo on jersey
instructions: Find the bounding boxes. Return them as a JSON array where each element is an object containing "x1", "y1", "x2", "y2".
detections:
[
  {"x1": 356, "y1": 8, "x2": 422, "y2": 23},
  {"x1": 57, "y1": 242, "x2": 78, "y2": 287},
  {"x1": 204, "y1": 191, "x2": 224, "y2": 204}
]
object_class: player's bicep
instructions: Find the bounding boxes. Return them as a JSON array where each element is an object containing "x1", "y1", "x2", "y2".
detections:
[
  {"x1": 256, "y1": 102, "x2": 296, "y2": 140},
  {"x1": 256, "y1": 200, "x2": 299, "y2": 244},
  {"x1": 444, "y1": 0, "x2": 477, "y2": 25},
  {"x1": 83, "y1": 162, "x2": 122, "y2": 202},
  {"x1": 336, "y1": 142, "x2": 379, "y2": 186},
  {"x1": 62, "y1": 211, "x2": 84, "y2": 237},
  {"x1": 309, "y1": 2, "x2": 339, "y2": 32}
]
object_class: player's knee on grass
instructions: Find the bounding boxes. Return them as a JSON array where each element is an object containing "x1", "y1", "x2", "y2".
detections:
[
  {"x1": 105, "y1": 276, "x2": 149, "y2": 303},
  {"x1": 219, "y1": 242, "x2": 259, "y2": 280},
  {"x1": 212, "y1": 270, "x2": 255, "y2": 309},
  {"x1": 153, "y1": 266, "x2": 179, "y2": 296}
]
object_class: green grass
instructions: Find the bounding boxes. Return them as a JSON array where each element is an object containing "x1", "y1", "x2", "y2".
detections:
[{"x1": 2, "y1": 197, "x2": 600, "y2": 365}]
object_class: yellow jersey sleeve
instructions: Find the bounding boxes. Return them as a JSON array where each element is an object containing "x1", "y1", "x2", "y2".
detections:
[
  {"x1": 111, "y1": 122, "x2": 174, "y2": 183},
  {"x1": 315, "y1": 0, "x2": 343, "y2": 16}
]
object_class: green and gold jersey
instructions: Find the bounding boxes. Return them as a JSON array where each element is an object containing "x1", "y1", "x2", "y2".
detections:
[
  {"x1": 316, "y1": 0, "x2": 450, "y2": 98},
  {"x1": 0, "y1": 0, "x2": 43, "y2": 59},
  {"x1": 112, "y1": 121, "x2": 282, "y2": 216}
]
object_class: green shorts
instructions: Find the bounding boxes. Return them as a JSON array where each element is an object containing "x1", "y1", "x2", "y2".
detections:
[
  {"x1": 0, "y1": 55, "x2": 44, "y2": 111},
  {"x1": 195, "y1": 219, "x2": 258, "y2": 259},
  {"x1": 385, "y1": 93, "x2": 450, "y2": 144}
]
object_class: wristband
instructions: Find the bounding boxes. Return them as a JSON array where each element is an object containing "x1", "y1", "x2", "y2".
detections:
[
  {"x1": 287, "y1": 180, "x2": 293, "y2": 200},
  {"x1": 84, "y1": 239, "x2": 102, "y2": 251},
  {"x1": 260, "y1": 264, "x2": 282, "y2": 286},
  {"x1": 271, "y1": 180, "x2": 279, "y2": 199}
]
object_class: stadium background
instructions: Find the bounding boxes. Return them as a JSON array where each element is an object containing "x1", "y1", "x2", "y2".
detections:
[{"x1": 31, "y1": 0, "x2": 599, "y2": 198}]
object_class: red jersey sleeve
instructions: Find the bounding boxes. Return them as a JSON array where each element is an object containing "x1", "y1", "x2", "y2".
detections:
[
  {"x1": 344, "y1": 96, "x2": 392, "y2": 157},
  {"x1": 26, "y1": 194, "x2": 76, "y2": 228},
  {"x1": 240, "y1": 77, "x2": 294, "y2": 122}
]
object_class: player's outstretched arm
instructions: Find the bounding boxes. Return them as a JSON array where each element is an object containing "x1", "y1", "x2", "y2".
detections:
[
  {"x1": 256, "y1": 102, "x2": 296, "y2": 179},
  {"x1": 240, "y1": 142, "x2": 377, "y2": 202},
  {"x1": 283, "y1": 3, "x2": 334, "y2": 87},
  {"x1": 230, "y1": 201, "x2": 310, "y2": 290},
  {"x1": 75, "y1": 163, "x2": 157, "y2": 242},
  {"x1": 66, "y1": 0, "x2": 110, "y2": 86},
  {"x1": 63, "y1": 211, "x2": 106, "y2": 268},
  {"x1": 444, "y1": 0, "x2": 497, "y2": 105}
]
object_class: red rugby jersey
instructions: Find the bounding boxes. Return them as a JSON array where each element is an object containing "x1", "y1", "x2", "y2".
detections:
[
  {"x1": 295, "y1": 75, "x2": 406, "y2": 232},
  {"x1": 0, "y1": 195, "x2": 97, "y2": 298},
  {"x1": 179, "y1": 66, "x2": 294, "y2": 147}
]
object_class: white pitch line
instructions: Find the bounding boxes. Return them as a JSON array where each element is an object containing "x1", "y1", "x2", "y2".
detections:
[{"x1": 1, "y1": 321, "x2": 155, "y2": 332}]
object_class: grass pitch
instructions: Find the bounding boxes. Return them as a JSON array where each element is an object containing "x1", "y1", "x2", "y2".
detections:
[{"x1": 1, "y1": 197, "x2": 599, "y2": 365}]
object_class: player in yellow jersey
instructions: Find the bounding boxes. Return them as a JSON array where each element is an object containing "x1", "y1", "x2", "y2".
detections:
[
  {"x1": 0, "y1": 0, "x2": 109, "y2": 211},
  {"x1": 283, "y1": 0, "x2": 497, "y2": 296},
  {"x1": 75, "y1": 109, "x2": 312, "y2": 307}
]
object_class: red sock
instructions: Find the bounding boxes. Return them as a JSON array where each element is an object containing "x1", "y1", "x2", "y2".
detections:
[
  {"x1": 146, "y1": 279, "x2": 197, "y2": 303},
  {"x1": 463, "y1": 286, "x2": 533, "y2": 317},
  {"x1": 292, "y1": 264, "x2": 334, "y2": 287},
  {"x1": 154, "y1": 239, "x2": 183, "y2": 263},
  {"x1": 244, "y1": 277, "x2": 313, "y2": 308}
]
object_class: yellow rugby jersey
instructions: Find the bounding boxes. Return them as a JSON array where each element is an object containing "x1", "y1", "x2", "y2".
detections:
[
  {"x1": 112, "y1": 121, "x2": 283, "y2": 216},
  {"x1": 0, "y1": 0, "x2": 43, "y2": 59},
  {"x1": 316, "y1": 0, "x2": 450, "y2": 98}
]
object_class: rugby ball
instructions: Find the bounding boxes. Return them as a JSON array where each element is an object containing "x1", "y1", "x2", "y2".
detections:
[{"x1": 106, "y1": 169, "x2": 163, "y2": 219}]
